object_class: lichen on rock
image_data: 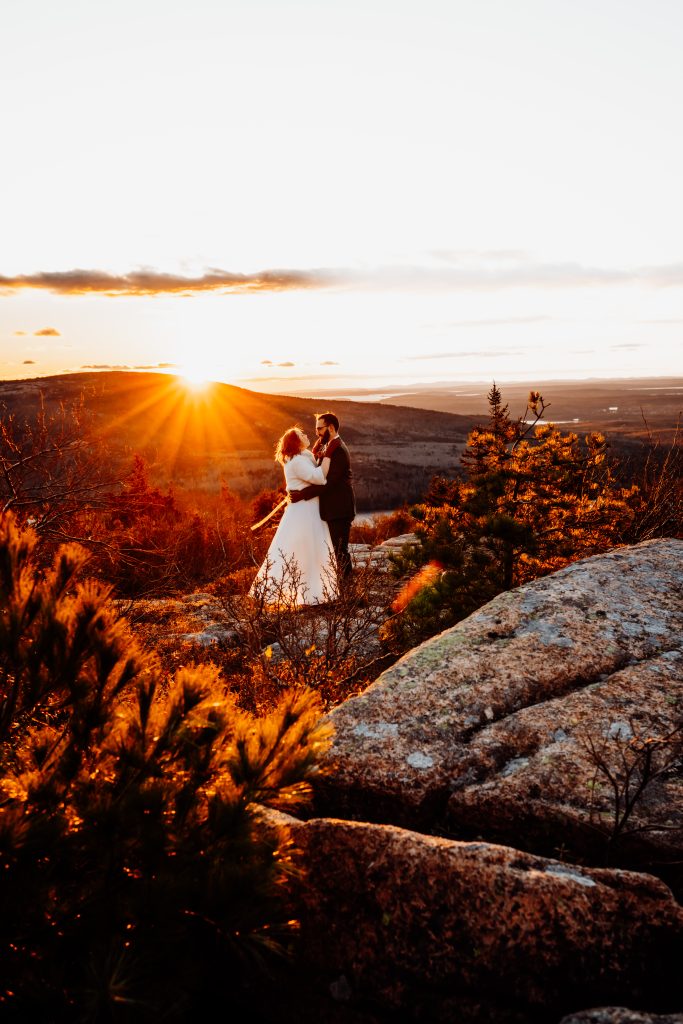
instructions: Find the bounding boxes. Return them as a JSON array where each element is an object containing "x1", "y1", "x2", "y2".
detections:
[{"x1": 315, "y1": 539, "x2": 683, "y2": 888}]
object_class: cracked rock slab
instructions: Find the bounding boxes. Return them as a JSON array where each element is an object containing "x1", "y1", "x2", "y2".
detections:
[
  {"x1": 444, "y1": 647, "x2": 683, "y2": 881},
  {"x1": 316, "y1": 540, "x2": 683, "y2": 880}
]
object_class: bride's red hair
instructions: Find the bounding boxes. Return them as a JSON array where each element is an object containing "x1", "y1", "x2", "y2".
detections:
[{"x1": 275, "y1": 427, "x2": 305, "y2": 465}]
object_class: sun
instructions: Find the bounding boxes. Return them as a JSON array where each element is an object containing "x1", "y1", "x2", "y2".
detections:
[{"x1": 179, "y1": 363, "x2": 213, "y2": 392}]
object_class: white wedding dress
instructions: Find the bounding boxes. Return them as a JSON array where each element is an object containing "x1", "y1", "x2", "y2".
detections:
[{"x1": 250, "y1": 450, "x2": 339, "y2": 607}]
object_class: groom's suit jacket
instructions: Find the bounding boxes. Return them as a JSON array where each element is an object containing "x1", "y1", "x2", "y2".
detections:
[{"x1": 301, "y1": 438, "x2": 356, "y2": 522}]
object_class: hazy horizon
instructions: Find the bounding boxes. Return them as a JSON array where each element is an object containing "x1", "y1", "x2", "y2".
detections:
[{"x1": 5, "y1": 365, "x2": 683, "y2": 400}]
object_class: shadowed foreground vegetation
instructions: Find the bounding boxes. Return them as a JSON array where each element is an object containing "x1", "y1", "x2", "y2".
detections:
[{"x1": 0, "y1": 513, "x2": 331, "y2": 1020}]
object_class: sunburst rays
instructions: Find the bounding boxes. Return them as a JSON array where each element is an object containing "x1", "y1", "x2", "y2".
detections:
[{"x1": 97, "y1": 376, "x2": 219, "y2": 464}]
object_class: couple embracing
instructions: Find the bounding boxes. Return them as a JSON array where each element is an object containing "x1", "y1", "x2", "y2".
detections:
[{"x1": 250, "y1": 412, "x2": 355, "y2": 607}]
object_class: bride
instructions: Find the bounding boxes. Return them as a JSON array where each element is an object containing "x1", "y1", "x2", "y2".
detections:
[{"x1": 250, "y1": 426, "x2": 339, "y2": 607}]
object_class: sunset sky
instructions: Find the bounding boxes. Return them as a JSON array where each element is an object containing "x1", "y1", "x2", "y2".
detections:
[{"x1": 2, "y1": 0, "x2": 682, "y2": 393}]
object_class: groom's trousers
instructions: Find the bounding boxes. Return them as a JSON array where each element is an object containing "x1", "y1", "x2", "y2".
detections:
[{"x1": 327, "y1": 517, "x2": 353, "y2": 582}]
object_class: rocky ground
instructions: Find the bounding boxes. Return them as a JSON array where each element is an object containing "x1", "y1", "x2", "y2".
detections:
[{"x1": 277, "y1": 539, "x2": 683, "y2": 1022}]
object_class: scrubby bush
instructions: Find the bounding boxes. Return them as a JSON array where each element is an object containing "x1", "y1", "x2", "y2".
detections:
[
  {"x1": 0, "y1": 512, "x2": 331, "y2": 1020},
  {"x1": 250, "y1": 487, "x2": 287, "y2": 525},
  {"x1": 383, "y1": 385, "x2": 641, "y2": 650},
  {"x1": 350, "y1": 506, "x2": 417, "y2": 545},
  {"x1": 88, "y1": 459, "x2": 263, "y2": 596},
  {"x1": 622, "y1": 418, "x2": 683, "y2": 543}
]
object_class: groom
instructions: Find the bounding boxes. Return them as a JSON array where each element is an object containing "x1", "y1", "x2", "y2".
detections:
[{"x1": 289, "y1": 411, "x2": 356, "y2": 581}]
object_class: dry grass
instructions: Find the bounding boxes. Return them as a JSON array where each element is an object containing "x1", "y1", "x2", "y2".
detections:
[{"x1": 118, "y1": 549, "x2": 403, "y2": 716}]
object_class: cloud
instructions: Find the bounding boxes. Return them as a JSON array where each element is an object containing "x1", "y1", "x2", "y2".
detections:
[
  {"x1": 276, "y1": 361, "x2": 296, "y2": 367},
  {"x1": 404, "y1": 350, "x2": 526, "y2": 361},
  {"x1": 320, "y1": 360, "x2": 339, "y2": 365},
  {"x1": 23, "y1": 359, "x2": 36, "y2": 364},
  {"x1": 34, "y1": 327, "x2": 61, "y2": 336},
  {"x1": 261, "y1": 359, "x2": 273, "y2": 365},
  {"x1": 0, "y1": 267, "x2": 330, "y2": 297},
  {"x1": 3, "y1": 258, "x2": 683, "y2": 299},
  {"x1": 609, "y1": 343, "x2": 644, "y2": 350},
  {"x1": 133, "y1": 362, "x2": 179, "y2": 369},
  {"x1": 81, "y1": 363, "x2": 178, "y2": 371},
  {"x1": 14, "y1": 330, "x2": 26, "y2": 336}
]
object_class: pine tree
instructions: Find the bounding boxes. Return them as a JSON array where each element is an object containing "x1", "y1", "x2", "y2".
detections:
[
  {"x1": 0, "y1": 511, "x2": 332, "y2": 1020},
  {"x1": 383, "y1": 387, "x2": 638, "y2": 649}
]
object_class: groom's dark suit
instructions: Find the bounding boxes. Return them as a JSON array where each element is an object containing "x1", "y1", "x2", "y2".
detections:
[{"x1": 292, "y1": 437, "x2": 356, "y2": 580}]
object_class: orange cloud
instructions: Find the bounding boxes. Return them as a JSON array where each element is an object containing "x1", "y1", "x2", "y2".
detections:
[
  {"x1": 34, "y1": 327, "x2": 61, "y2": 336},
  {"x1": 0, "y1": 267, "x2": 332, "y2": 297}
]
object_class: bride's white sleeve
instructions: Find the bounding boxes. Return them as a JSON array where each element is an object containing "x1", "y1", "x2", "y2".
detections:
[{"x1": 295, "y1": 453, "x2": 326, "y2": 486}]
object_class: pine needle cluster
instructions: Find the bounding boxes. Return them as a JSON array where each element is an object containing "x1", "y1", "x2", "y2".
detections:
[{"x1": 0, "y1": 512, "x2": 331, "y2": 1021}]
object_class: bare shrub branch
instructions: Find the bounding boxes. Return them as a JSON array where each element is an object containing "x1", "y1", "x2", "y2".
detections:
[
  {"x1": 217, "y1": 553, "x2": 398, "y2": 711},
  {"x1": 577, "y1": 717, "x2": 683, "y2": 859}
]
